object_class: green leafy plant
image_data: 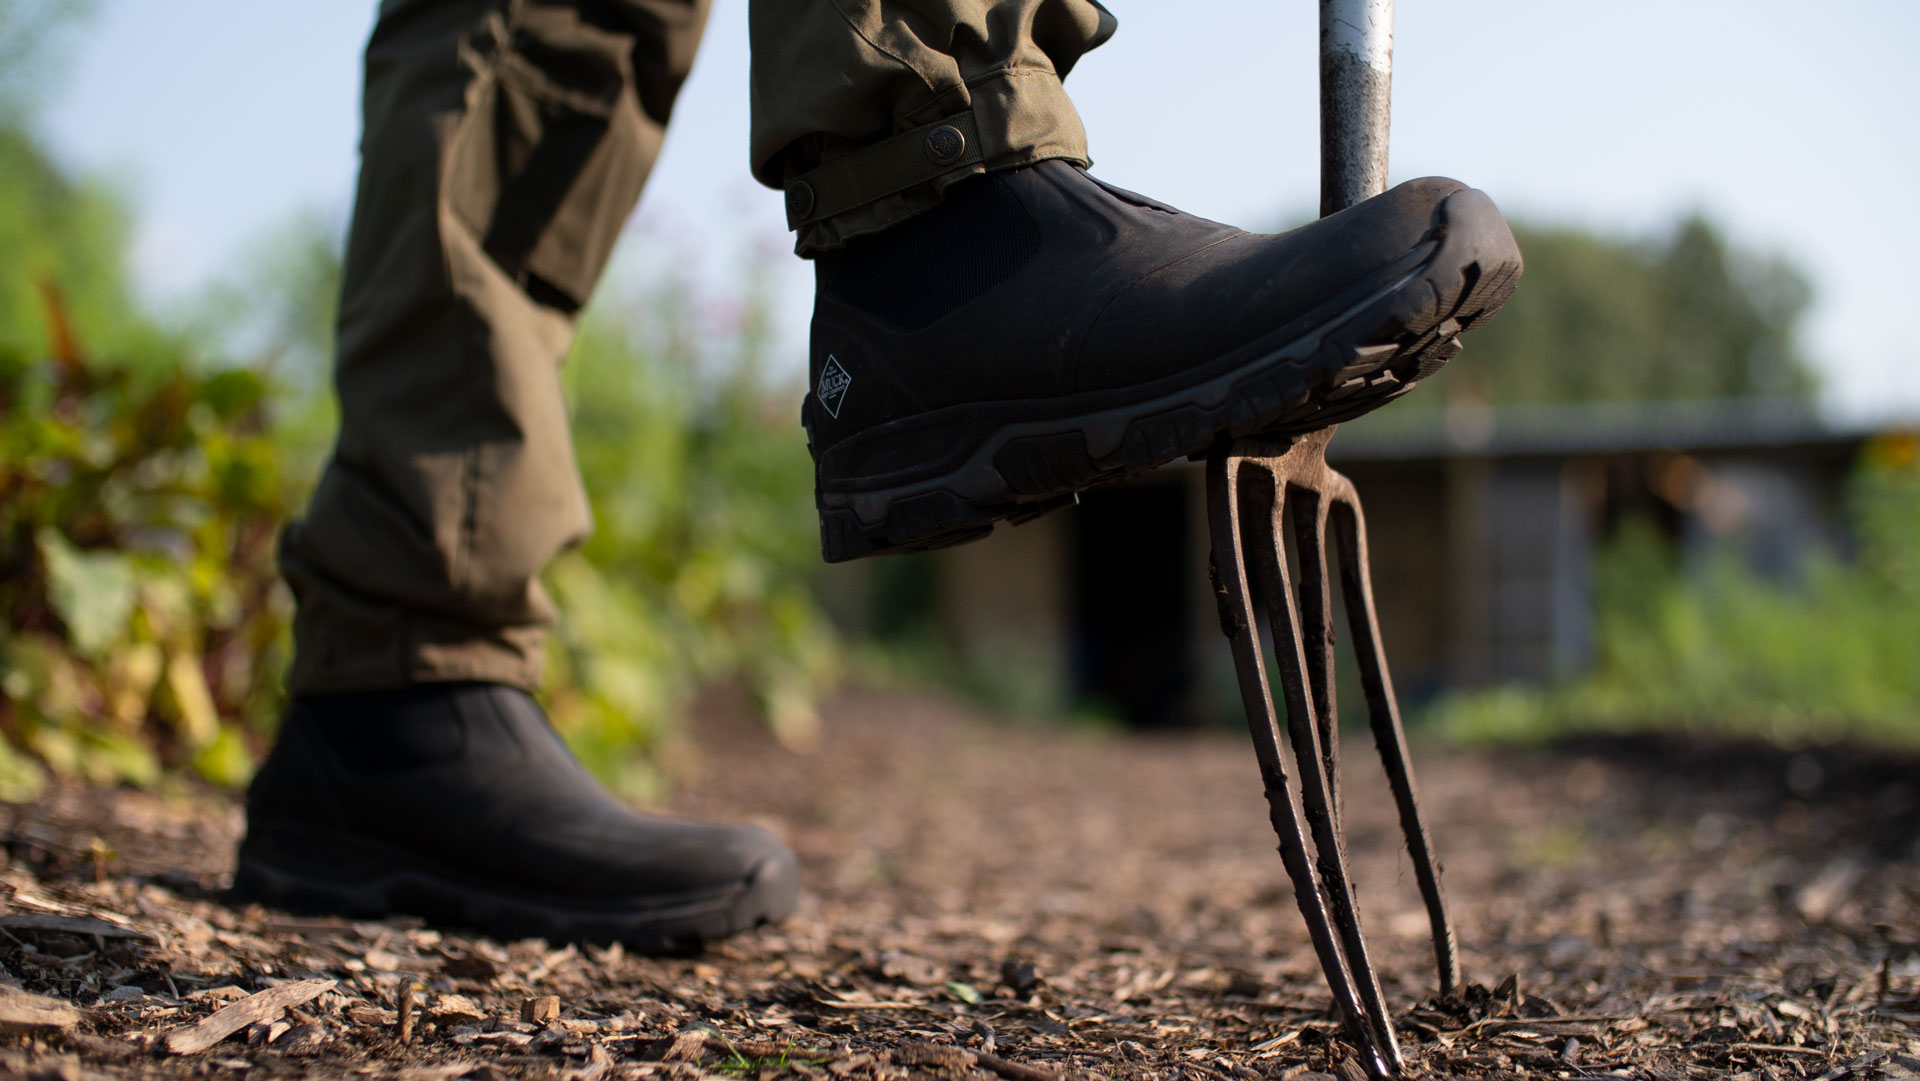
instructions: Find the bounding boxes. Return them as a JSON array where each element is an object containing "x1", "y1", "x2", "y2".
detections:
[
  {"x1": 0, "y1": 272, "x2": 847, "y2": 802},
  {"x1": 0, "y1": 1, "x2": 845, "y2": 799},
  {"x1": 0, "y1": 295, "x2": 290, "y2": 799}
]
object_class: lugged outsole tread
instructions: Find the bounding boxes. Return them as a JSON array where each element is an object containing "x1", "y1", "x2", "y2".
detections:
[{"x1": 229, "y1": 845, "x2": 799, "y2": 954}]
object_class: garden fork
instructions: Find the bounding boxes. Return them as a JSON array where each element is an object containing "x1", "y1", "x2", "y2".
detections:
[{"x1": 1205, "y1": 3, "x2": 1457, "y2": 1077}]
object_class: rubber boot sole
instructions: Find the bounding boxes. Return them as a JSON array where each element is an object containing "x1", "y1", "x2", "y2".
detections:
[
  {"x1": 813, "y1": 187, "x2": 1521, "y2": 562},
  {"x1": 230, "y1": 825, "x2": 800, "y2": 953}
]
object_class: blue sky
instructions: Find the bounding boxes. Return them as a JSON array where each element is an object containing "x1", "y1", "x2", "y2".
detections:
[{"x1": 42, "y1": 0, "x2": 1920, "y2": 417}]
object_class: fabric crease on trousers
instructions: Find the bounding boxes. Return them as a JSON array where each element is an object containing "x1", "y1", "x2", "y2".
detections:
[{"x1": 281, "y1": 0, "x2": 1115, "y2": 694}]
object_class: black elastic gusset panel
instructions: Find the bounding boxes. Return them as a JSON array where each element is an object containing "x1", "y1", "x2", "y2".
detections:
[
  {"x1": 296, "y1": 684, "x2": 469, "y2": 774},
  {"x1": 820, "y1": 172, "x2": 1043, "y2": 333}
]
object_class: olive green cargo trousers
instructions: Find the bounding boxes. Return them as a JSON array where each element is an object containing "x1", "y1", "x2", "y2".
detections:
[{"x1": 280, "y1": 0, "x2": 1116, "y2": 693}]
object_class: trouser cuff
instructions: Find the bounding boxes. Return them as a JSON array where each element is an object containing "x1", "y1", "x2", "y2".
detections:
[
  {"x1": 784, "y1": 68, "x2": 1089, "y2": 256},
  {"x1": 282, "y1": 528, "x2": 547, "y2": 695}
]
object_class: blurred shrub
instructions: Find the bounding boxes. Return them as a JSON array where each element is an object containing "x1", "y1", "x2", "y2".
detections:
[
  {"x1": 0, "y1": 296, "x2": 290, "y2": 800},
  {"x1": 541, "y1": 279, "x2": 842, "y2": 799},
  {"x1": 0, "y1": 272, "x2": 842, "y2": 802},
  {"x1": 1432, "y1": 437, "x2": 1920, "y2": 748},
  {"x1": 0, "y1": 0, "x2": 840, "y2": 798}
]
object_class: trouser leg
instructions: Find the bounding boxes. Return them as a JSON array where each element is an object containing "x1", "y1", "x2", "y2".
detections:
[
  {"x1": 283, "y1": 0, "x2": 1115, "y2": 693},
  {"x1": 281, "y1": 0, "x2": 710, "y2": 694},
  {"x1": 750, "y1": 0, "x2": 1117, "y2": 254}
]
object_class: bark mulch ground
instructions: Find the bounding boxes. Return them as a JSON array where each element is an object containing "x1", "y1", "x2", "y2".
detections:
[{"x1": 1, "y1": 687, "x2": 1917, "y2": 1081}]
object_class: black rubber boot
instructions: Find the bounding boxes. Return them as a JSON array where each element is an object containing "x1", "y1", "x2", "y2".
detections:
[
  {"x1": 231, "y1": 683, "x2": 798, "y2": 951},
  {"x1": 805, "y1": 161, "x2": 1522, "y2": 561}
]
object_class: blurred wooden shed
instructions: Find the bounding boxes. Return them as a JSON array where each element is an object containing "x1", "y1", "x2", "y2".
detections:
[{"x1": 832, "y1": 400, "x2": 1901, "y2": 727}]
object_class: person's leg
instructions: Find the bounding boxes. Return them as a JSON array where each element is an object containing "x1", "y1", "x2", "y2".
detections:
[
  {"x1": 748, "y1": 4, "x2": 1522, "y2": 562},
  {"x1": 244, "y1": 0, "x2": 1522, "y2": 950},
  {"x1": 281, "y1": 0, "x2": 710, "y2": 689},
  {"x1": 238, "y1": 0, "x2": 797, "y2": 950}
]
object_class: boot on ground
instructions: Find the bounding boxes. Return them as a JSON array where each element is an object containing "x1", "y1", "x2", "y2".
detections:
[{"x1": 232, "y1": 682, "x2": 797, "y2": 951}]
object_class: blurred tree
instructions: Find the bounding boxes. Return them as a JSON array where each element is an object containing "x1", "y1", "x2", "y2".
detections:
[
  {"x1": 0, "y1": 0, "x2": 90, "y2": 122},
  {"x1": 0, "y1": 129, "x2": 162, "y2": 360},
  {"x1": 191, "y1": 210, "x2": 345, "y2": 388},
  {"x1": 1430, "y1": 216, "x2": 1817, "y2": 404},
  {"x1": 0, "y1": 0, "x2": 176, "y2": 362},
  {"x1": 186, "y1": 211, "x2": 346, "y2": 495}
]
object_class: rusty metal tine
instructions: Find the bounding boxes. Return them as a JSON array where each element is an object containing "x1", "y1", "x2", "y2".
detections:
[
  {"x1": 1250, "y1": 468, "x2": 1401, "y2": 1071},
  {"x1": 1328, "y1": 491, "x2": 1461, "y2": 997},
  {"x1": 1286, "y1": 485, "x2": 1341, "y2": 831},
  {"x1": 1205, "y1": 453, "x2": 1380, "y2": 1068}
]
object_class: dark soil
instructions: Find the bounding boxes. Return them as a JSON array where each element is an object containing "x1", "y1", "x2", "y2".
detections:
[{"x1": 2, "y1": 687, "x2": 1917, "y2": 1080}]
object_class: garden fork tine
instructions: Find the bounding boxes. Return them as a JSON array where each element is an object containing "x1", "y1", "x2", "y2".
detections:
[
  {"x1": 1207, "y1": 428, "x2": 1461, "y2": 1076},
  {"x1": 1209, "y1": 430, "x2": 1404, "y2": 1079},
  {"x1": 1287, "y1": 473, "x2": 1343, "y2": 832},
  {"x1": 1205, "y1": 447, "x2": 1391, "y2": 1079},
  {"x1": 1329, "y1": 484, "x2": 1461, "y2": 995},
  {"x1": 1246, "y1": 434, "x2": 1400, "y2": 1065},
  {"x1": 1277, "y1": 430, "x2": 1461, "y2": 995}
]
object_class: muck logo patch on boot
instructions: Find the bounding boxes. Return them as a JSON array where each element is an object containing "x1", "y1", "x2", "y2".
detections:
[{"x1": 816, "y1": 355, "x2": 853, "y2": 419}]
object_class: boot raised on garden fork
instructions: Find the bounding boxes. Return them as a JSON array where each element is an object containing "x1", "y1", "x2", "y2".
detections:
[{"x1": 1203, "y1": 2, "x2": 1519, "y2": 1076}]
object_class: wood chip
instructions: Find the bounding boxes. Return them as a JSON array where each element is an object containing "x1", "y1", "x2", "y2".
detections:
[
  {"x1": 163, "y1": 979, "x2": 337, "y2": 1054},
  {"x1": 814, "y1": 995, "x2": 922, "y2": 1011},
  {"x1": 279, "y1": 1022, "x2": 331, "y2": 1054},
  {"x1": 397, "y1": 981, "x2": 415, "y2": 1045},
  {"x1": 877, "y1": 952, "x2": 945, "y2": 986},
  {"x1": 428, "y1": 993, "x2": 488, "y2": 1023},
  {"x1": 522, "y1": 995, "x2": 561, "y2": 1024},
  {"x1": 474, "y1": 1030, "x2": 535, "y2": 1047},
  {"x1": 975, "y1": 1050, "x2": 1064, "y2": 1081},
  {"x1": 0, "y1": 913, "x2": 150, "y2": 940},
  {"x1": 0, "y1": 984, "x2": 84, "y2": 1032},
  {"x1": 244, "y1": 1019, "x2": 290, "y2": 1046},
  {"x1": 1795, "y1": 856, "x2": 1865, "y2": 924},
  {"x1": 1729, "y1": 1043, "x2": 1826, "y2": 1056},
  {"x1": 896, "y1": 1040, "x2": 1060, "y2": 1081},
  {"x1": 362, "y1": 948, "x2": 406, "y2": 971},
  {"x1": 665, "y1": 1031, "x2": 711, "y2": 1061},
  {"x1": 828, "y1": 1053, "x2": 872, "y2": 1075}
]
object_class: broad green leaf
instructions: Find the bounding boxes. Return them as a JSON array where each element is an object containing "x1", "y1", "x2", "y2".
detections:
[{"x1": 37, "y1": 528, "x2": 136, "y2": 657}]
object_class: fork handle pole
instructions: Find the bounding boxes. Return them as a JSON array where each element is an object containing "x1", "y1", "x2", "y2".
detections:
[{"x1": 1320, "y1": 0, "x2": 1394, "y2": 217}]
